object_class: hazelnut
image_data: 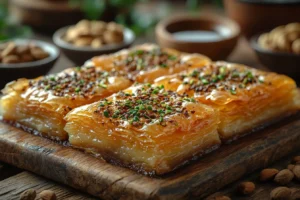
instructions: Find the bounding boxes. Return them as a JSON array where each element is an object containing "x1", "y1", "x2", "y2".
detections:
[
  {"x1": 20, "y1": 54, "x2": 35, "y2": 62},
  {"x1": 35, "y1": 190, "x2": 56, "y2": 200},
  {"x1": 30, "y1": 48, "x2": 49, "y2": 60},
  {"x1": 214, "y1": 195, "x2": 231, "y2": 200},
  {"x1": 288, "y1": 164, "x2": 295, "y2": 171},
  {"x1": 103, "y1": 30, "x2": 124, "y2": 44},
  {"x1": 73, "y1": 36, "x2": 93, "y2": 47},
  {"x1": 270, "y1": 187, "x2": 291, "y2": 200},
  {"x1": 16, "y1": 45, "x2": 30, "y2": 55},
  {"x1": 260, "y1": 168, "x2": 279, "y2": 181},
  {"x1": 76, "y1": 19, "x2": 90, "y2": 29},
  {"x1": 65, "y1": 26, "x2": 80, "y2": 42},
  {"x1": 106, "y1": 22, "x2": 123, "y2": 33},
  {"x1": 274, "y1": 169, "x2": 294, "y2": 185},
  {"x1": 19, "y1": 189, "x2": 36, "y2": 200},
  {"x1": 292, "y1": 165, "x2": 300, "y2": 180},
  {"x1": 91, "y1": 38, "x2": 104, "y2": 48},
  {"x1": 237, "y1": 181, "x2": 255, "y2": 195},
  {"x1": 1, "y1": 42, "x2": 17, "y2": 57},
  {"x1": 90, "y1": 21, "x2": 106, "y2": 36},
  {"x1": 2, "y1": 55, "x2": 20, "y2": 63},
  {"x1": 258, "y1": 33, "x2": 272, "y2": 50},
  {"x1": 285, "y1": 22, "x2": 300, "y2": 32},
  {"x1": 292, "y1": 39, "x2": 300, "y2": 54}
]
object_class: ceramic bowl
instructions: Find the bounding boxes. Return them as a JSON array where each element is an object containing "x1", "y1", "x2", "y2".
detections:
[
  {"x1": 53, "y1": 26, "x2": 135, "y2": 65},
  {"x1": 0, "y1": 39, "x2": 59, "y2": 88},
  {"x1": 251, "y1": 33, "x2": 300, "y2": 81},
  {"x1": 155, "y1": 14, "x2": 240, "y2": 60}
]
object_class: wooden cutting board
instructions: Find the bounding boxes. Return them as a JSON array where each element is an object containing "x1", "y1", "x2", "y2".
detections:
[{"x1": 0, "y1": 113, "x2": 300, "y2": 200}]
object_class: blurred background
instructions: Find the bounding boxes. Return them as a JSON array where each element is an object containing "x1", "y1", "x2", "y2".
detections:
[{"x1": 0, "y1": 0, "x2": 300, "y2": 86}]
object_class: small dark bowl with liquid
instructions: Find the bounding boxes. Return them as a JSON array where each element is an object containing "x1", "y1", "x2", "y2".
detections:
[{"x1": 155, "y1": 14, "x2": 240, "y2": 60}]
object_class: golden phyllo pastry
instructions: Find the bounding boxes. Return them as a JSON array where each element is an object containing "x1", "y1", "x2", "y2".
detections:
[
  {"x1": 0, "y1": 66, "x2": 133, "y2": 140},
  {"x1": 90, "y1": 44, "x2": 211, "y2": 83},
  {"x1": 155, "y1": 61, "x2": 300, "y2": 141},
  {"x1": 64, "y1": 84, "x2": 220, "y2": 175}
]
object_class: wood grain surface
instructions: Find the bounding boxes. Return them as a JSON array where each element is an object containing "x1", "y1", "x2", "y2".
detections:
[{"x1": 0, "y1": 113, "x2": 300, "y2": 200}]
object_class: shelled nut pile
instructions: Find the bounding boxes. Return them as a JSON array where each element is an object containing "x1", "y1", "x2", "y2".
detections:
[
  {"x1": 63, "y1": 20, "x2": 124, "y2": 48},
  {"x1": 0, "y1": 42, "x2": 49, "y2": 64},
  {"x1": 258, "y1": 22, "x2": 300, "y2": 54}
]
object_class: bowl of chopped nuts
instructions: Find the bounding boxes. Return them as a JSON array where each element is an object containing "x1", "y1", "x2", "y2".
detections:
[
  {"x1": 251, "y1": 23, "x2": 300, "y2": 81},
  {"x1": 53, "y1": 20, "x2": 135, "y2": 65},
  {"x1": 0, "y1": 39, "x2": 60, "y2": 87}
]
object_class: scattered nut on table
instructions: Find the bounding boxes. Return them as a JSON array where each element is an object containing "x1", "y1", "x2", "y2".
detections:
[
  {"x1": 260, "y1": 168, "x2": 279, "y2": 181},
  {"x1": 0, "y1": 42, "x2": 49, "y2": 64},
  {"x1": 258, "y1": 22, "x2": 300, "y2": 54},
  {"x1": 35, "y1": 190, "x2": 57, "y2": 200},
  {"x1": 292, "y1": 165, "x2": 300, "y2": 180},
  {"x1": 237, "y1": 181, "x2": 255, "y2": 195},
  {"x1": 64, "y1": 19, "x2": 124, "y2": 48},
  {"x1": 270, "y1": 187, "x2": 291, "y2": 200},
  {"x1": 274, "y1": 169, "x2": 294, "y2": 185},
  {"x1": 19, "y1": 189, "x2": 36, "y2": 200}
]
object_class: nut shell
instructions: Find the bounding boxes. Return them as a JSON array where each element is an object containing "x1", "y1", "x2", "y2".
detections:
[
  {"x1": 270, "y1": 187, "x2": 291, "y2": 200},
  {"x1": 274, "y1": 169, "x2": 294, "y2": 185},
  {"x1": 292, "y1": 165, "x2": 300, "y2": 180},
  {"x1": 35, "y1": 190, "x2": 57, "y2": 200},
  {"x1": 19, "y1": 189, "x2": 36, "y2": 200}
]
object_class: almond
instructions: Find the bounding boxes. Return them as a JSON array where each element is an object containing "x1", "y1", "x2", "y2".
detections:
[
  {"x1": 237, "y1": 181, "x2": 255, "y2": 195},
  {"x1": 260, "y1": 168, "x2": 279, "y2": 181}
]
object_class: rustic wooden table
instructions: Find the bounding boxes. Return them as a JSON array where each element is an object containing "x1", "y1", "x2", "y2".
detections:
[{"x1": 0, "y1": 27, "x2": 299, "y2": 200}]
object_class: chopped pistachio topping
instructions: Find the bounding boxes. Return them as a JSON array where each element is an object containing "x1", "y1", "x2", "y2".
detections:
[
  {"x1": 113, "y1": 47, "x2": 182, "y2": 73},
  {"x1": 94, "y1": 84, "x2": 196, "y2": 127},
  {"x1": 180, "y1": 64, "x2": 266, "y2": 95},
  {"x1": 29, "y1": 66, "x2": 130, "y2": 97}
]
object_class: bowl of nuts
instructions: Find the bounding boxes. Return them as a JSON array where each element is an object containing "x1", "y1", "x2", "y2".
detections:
[
  {"x1": 0, "y1": 39, "x2": 59, "y2": 87},
  {"x1": 251, "y1": 22, "x2": 300, "y2": 81},
  {"x1": 53, "y1": 20, "x2": 135, "y2": 65}
]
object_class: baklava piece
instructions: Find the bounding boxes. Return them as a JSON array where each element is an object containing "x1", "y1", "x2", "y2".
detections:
[
  {"x1": 90, "y1": 44, "x2": 211, "y2": 83},
  {"x1": 155, "y1": 61, "x2": 300, "y2": 141},
  {"x1": 64, "y1": 84, "x2": 220, "y2": 175},
  {"x1": 0, "y1": 66, "x2": 133, "y2": 140}
]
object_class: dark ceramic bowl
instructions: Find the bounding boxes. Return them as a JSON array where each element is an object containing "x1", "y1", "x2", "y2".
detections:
[
  {"x1": 155, "y1": 14, "x2": 240, "y2": 60},
  {"x1": 0, "y1": 39, "x2": 59, "y2": 88},
  {"x1": 251, "y1": 34, "x2": 300, "y2": 81},
  {"x1": 53, "y1": 26, "x2": 135, "y2": 66}
]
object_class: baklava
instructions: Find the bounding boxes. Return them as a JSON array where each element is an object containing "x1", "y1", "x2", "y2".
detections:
[
  {"x1": 0, "y1": 66, "x2": 133, "y2": 140},
  {"x1": 64, "y1": 84, "x2": 221, "y2": 174},
  {"x1": 155, "y1": 61, "x2": 300, "y2": 141},
  {"x1": 90, "y1": 44, "x2": 211, "y2": 83}
]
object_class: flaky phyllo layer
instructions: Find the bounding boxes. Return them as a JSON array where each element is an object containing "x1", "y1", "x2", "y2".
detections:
[
  {"x1": 155, "y1": 61, "x2": 300, "y2": 140},
  {"x1": 0, "y1": 44, "x2": 299, "y2": 175},
  {"x1": 0, "y1": 66, "x2": 133, "y2": 140},
  {"x1": 64, "y1": 84, "x2": 221, "y2": 174},
  {"x1": 90, "y1": 43, "x2": 211, "y2": 83}
]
